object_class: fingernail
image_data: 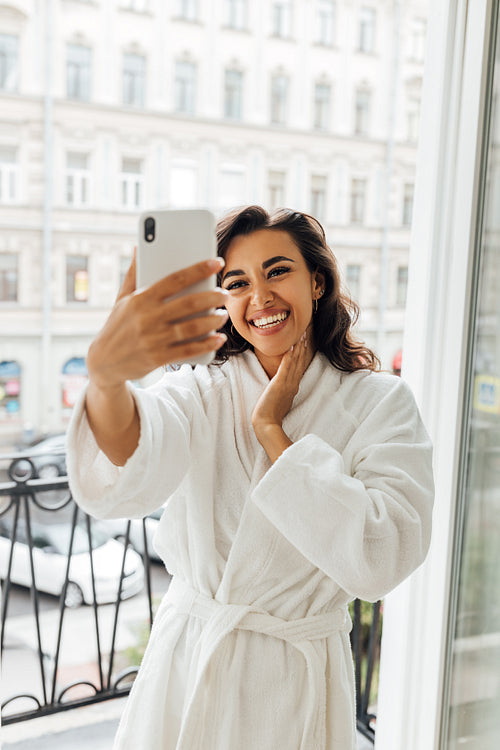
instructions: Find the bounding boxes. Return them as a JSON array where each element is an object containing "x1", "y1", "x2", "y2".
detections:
[
  {"x1": 208, "y1": 257, "x2": 225, "y2": 271},
  {"x1": 215, "y1": 332, "x2": 227, "y2": 343},
  {"x1": 215, "y1": 309, "x2": 229, "y2": 319},
  {"x1": 290, "y1": 345, "x2": 294, "y2": 352}
]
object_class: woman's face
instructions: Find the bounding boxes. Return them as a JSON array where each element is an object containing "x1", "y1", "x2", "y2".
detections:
[{"x1": 221, "y1": 229, "x2": 324, "y2": 375}]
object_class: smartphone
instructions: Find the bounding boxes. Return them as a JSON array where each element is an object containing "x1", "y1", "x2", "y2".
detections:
[{"x1": 137, "y1": 208, "x2": 218, "y2": 366}]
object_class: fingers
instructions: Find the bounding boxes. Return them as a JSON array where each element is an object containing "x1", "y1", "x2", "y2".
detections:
[
  {"x1": 116, "y1": 249, "x2": 137, "y2": 301},
  {"x1": 161, "y1": 309, "x2": 229, "y2": 345},
  {"x1": 144, "y1": 257, "x2": 225, "y2": 302}
]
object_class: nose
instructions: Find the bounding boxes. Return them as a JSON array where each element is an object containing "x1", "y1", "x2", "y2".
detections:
[{"x1": 250, "y1": 278, "x2": 274, "y2": 307}]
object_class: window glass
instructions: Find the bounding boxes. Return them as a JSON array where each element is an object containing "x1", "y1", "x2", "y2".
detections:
[
  {"x1": 225, "y1": 0, "x2": 246, "y2": 29},
  {"x1": 346, "y1": 264, "x2": 361, "y2": 300},
  {"x1": 268, "y1": 169, "x2": 286, "y2": 209},
  {"x1": 175, "y1": 61, "x2": 196, "y2": 114},
  {"x1": 354, "y1": 89, "x2": 371, "y2": 135},
  {"x1": 0, "y1": 34, "x2": 19, "y2": 91},
  {"x1": 271, "y1": 1, "x2": 291, "y2": 38},
  {"x1": 271, "y1": 74, "x2": 288, "y2": 124},
  {"x1": 444, "y1": 10, "x2": 500, "y2": 747},
  {"x1": 310, "y1": 174, "x2": 327, "y2": 220},
  {"x1": 0, "y1": 146, "x2": 18, "y2": 203},
  {"x1": 66, "y1": 43, "x2": 91, "y2": 101},
  {"x1": 120, "y1": 158, "x2": 143, "y2": 210},
  {"x1": 123, "y1": 53, "x2": 146, "y2": 107},
  {"x1": 66, "y1": 152, "x2": 90, "y2": 206},
  {"x1": 359, "y1": 7, "x2": 376, "y2": 53},
  {"x1": 66, "y1": 255, "x2": 89, "y2": 303},
  {"x1": 317, "y1": 0, "x2": 335, "y2": 46},
  {"x1": 350, "y1": 178, "x2": 366, "y2": 223},
  {"x1": 224, "y1": 69, "x2": 243, "y2": 119},
  {"x1": 0, "y1": 253, "x2": 18, "y2": 302},
  {"x1": 314, "y1": 83, "x2": 331, "y2": 130},
  {"x1": 0, "y1": 360, "x2": 21, "y2": 421}
]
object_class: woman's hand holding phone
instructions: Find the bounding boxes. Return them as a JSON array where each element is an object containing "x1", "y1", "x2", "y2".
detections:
[
  {"x1": 84, "y1": 253, "x2": 228, "y2": 466},
  {"x1": 87, "y1": 253, "x2": 228, "y2": 389}
]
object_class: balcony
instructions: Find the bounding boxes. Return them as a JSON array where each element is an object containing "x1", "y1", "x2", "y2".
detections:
[{"x1": 0, "y1": 450, "x2": 380, "y2": 749}]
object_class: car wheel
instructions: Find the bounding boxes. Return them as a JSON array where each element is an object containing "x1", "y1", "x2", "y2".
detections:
[
  {"x1": 64, "y1": 581, "x2": 85, "y2": 608},
  {"x1": 38, "y1": 464, "x2": 60, "y2": 480}
]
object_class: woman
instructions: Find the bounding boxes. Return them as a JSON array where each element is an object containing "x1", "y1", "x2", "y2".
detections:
[{"x1": 67, "y1": 206, "x2": 434, "y2": 750}]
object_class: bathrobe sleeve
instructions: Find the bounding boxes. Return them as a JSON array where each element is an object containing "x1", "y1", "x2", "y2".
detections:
[
  {"x1": 66, "y1": 374, "x2": 199, "y2": 520},
  {"x1": 250, "y1": 375, "x2": 434, "y2": 602}
]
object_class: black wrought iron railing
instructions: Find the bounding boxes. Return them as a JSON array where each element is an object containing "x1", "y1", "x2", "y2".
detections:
[{"x1": 0, "y1": 457, "x2": 380, "y2": 741}]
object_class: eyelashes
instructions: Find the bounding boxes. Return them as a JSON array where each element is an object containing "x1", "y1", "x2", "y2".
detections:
[{"x1": 224, "y1": 266, "x2": 292, "y2": 291}]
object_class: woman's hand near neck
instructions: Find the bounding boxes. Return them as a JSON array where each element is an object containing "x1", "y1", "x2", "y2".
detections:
[{"x1": 251, "y1": 330, "x2": 315, "y2": 463}]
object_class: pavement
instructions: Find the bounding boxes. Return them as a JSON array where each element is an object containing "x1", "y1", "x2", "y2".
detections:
[{"x1": 1, "y1": 698, "x2": 375, "y2": 749}]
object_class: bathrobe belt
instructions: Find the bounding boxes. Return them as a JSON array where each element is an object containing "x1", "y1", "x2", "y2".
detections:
[{"x1": 167, "y1": 576, "x2": 352, "y2": 750}]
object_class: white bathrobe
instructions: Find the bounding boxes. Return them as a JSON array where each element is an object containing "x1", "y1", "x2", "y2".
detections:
[{"x1": 66, "y1": 350, "x2": 434, "y2": 750}]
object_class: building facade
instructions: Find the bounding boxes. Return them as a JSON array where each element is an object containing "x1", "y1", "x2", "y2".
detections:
[{"x1": 0, "y1": 0, "x2": 427, "y2": 441}]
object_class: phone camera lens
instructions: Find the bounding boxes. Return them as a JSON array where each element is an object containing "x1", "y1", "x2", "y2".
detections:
[{"x1": 144, "y1": 217, "x2": 155, "y2": 243}]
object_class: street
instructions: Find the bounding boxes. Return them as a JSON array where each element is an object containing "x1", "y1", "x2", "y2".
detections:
[{"x1": 1, "y1": 562, "x2": 171, "y2": 717}]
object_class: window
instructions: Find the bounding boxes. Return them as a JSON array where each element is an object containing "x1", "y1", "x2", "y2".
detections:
[
  {"x1": 123, "y1": 53, "x2": 146, "y2": 107},
  {"x1": 177, "y1": 0, "x2": 198, "y2": 21},
  {"x1": 410, "y1": 18, "x2": 426, "y2": 62},
  {"x1": 224, "y1": 69, "x2": 243, "y2": 119},
  {"x1": 358, "y1": 7, "x2": 376, "y2": 53},
  {"x1": 350, "y1": 178, "x2": 366, "y2": 224},
  {"x1": 268, "y1": 170, "x2": 286, "y2": 209},
  {"x1": 346, "y1": 264, "x2": 361, "y2": 300},
  {"x1": 317, "y1": 0, "x2": 335, "y2": 46},
  {"x1": 354, "y1": 88, "x2": 371, "y2": 135},
  {"x1": 396, "y1": 266, "x2": 408, "y2": 307},
  {"x1": 120, "y1": 158, "x2": 143, "y2": 210},
  {"x1": 62, "y1": 357, "x2": 88, "y2": 409},
  {"x1": 65, "y1": 152, "x2": 90, "y2": 207},
  {"x1": 407, "y1": 96, "x2": 421, "y2": 141},
  {"x1": 66, "y1": 255, "x2": 89, "y2": 303},
  {"x1": 310, "y1": 174, "x2": 327, "y2": 220},
  {"x1": 0, "y1": 34, "x2": 19, "y2": 92},
  {"x1": 66, "y1": 43, "x2": 91, "y2": 101},
  {"x1": 271, "y1": 1, "x2": 291, "y2": 38},
  {"x1": 313, "y1": 82, "x2": 331, "y2": 130},
  {"x1": 219, "y1": 166, "x2": 246, "y2": 210},
  {"x1": 402, "y1": 183, "x2": 414, "y2": 226},
  {"x1": 0, "y1": 360, "x2": 21, "y2": 419},
  {"x1": 225, "y1": 0, "x2": 246, "y2": 29},
  {"x1": 175, "y1": 61, "x2": 196, "y2": 114},
  {"x1": 0, "y1": 253, "x2": 18, "y2": 302},
  {"x1": 0, "y1": 146, "x2": 18, "y2": 204},
  {"x1": 169, "y1": 161, "x2": 197, "y2": 207},
  {"x1": 271, "y1": 74, "x2": 289, "y2": 124}
]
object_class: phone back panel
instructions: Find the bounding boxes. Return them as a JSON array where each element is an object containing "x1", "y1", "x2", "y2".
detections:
[
  {"x1": 136, "y1": 209, "x2": 218, "y2": 366},
  {"x1": 137, "y1": 209, "x2": 217, "y2": 293}
]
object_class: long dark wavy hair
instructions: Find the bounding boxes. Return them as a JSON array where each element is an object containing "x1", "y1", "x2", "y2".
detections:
[{"x1": 213, "y1": 205, "x2": 380, "y2": 373}]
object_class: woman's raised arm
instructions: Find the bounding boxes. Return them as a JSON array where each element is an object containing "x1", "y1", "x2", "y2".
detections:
[{"x1": 84, "y1": 252, "x2": 228, "y2": 465}]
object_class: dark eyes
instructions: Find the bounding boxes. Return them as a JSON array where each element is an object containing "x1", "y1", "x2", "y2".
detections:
[{"x1": 225, "y1": 266, "x2": 291, "y2": 291}]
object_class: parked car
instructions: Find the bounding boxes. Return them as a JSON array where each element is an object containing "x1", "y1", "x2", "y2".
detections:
[
  {"x1": 99, "y1": 505, "x2": 165, "y2": 563},
  {"x1": 8, "y1": 434, "x2": 67, "y2": 482},
  {"x1": 0, "y1": 517, "x2": 144, "y2": 607}
]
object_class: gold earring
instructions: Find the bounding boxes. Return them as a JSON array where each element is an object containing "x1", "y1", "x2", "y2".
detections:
[{"x1": 314, "y1": 298, "x2": 318, "y2": 313}]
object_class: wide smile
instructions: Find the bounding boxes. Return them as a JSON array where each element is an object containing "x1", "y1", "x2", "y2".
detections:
[{"x1": 248, "y1": 311, "x2": 290, "y2": 332}]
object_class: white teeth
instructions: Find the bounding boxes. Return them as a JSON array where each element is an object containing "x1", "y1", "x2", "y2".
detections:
[{"x1": 252, "y1": 312, "x2": 288, "y2": 328}]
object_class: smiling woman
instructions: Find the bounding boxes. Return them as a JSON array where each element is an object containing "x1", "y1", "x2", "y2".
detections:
[
  {"x1": 66, "y1": 204, "x2": 434, "y2": 750},
  {"x1": 214, "y1": 206, "x2": 380, "y2": 374}
]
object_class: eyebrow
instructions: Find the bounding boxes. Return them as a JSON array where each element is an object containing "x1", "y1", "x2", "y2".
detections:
[{"x1": 222, "y1": 255, "x2": 295, "y2": 283}]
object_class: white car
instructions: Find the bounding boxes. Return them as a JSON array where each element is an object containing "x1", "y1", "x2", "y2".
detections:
[
  {"x1": 0, "y1": 518, "x2": 145, "y2": 608},
  {"x1": 99, "y1": 505, "x2": 165, "y2": 563}
]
